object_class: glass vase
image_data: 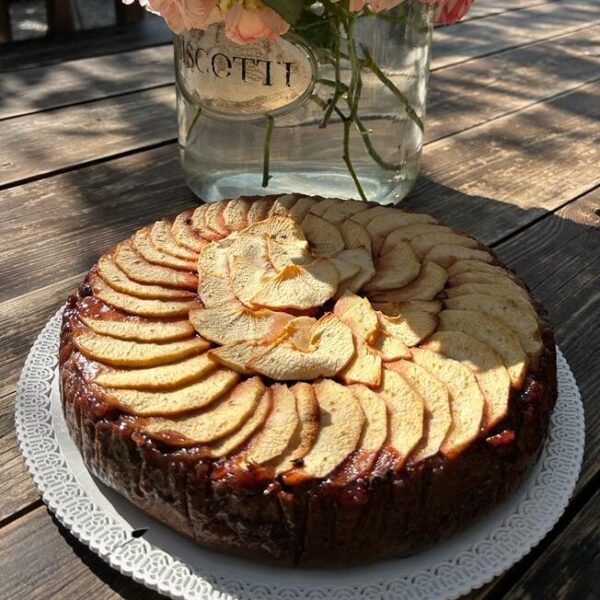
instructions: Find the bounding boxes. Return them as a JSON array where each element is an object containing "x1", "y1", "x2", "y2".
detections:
[{"x1": 175, "y1": 1, "x2": 433, "y2": 205}]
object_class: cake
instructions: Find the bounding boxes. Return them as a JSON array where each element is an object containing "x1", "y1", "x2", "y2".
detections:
[{"x1": 59, "y1": 195, "x2": 557, "y2": 565}]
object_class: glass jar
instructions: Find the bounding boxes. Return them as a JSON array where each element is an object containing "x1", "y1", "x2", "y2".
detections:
[{"x1": 175, "y1": 1, "x2": 432, "y2": 205}]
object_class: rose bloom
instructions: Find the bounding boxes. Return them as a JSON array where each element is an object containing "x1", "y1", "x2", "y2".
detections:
[
  {"x1": 223, "y1": 1, "x2": 290, "y2": 44},
  {"x1": 420, "y1": 0, "x2": 474, "y2": 24},
  {"x1": 146, "y1": 0, "x2": 221, "y2": 33},
  {"x1": 369, "y1": 0, "x2": 404, "y2": 12}
]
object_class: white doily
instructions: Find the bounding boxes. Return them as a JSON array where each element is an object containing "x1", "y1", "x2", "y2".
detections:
[{"x1": 16, "y1": 308, "x2": 585, "y2": 600}]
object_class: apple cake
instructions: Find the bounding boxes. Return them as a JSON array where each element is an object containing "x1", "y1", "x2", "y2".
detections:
[{"x1": 59, "y1": 195, "x2": 557, "y2": 565}]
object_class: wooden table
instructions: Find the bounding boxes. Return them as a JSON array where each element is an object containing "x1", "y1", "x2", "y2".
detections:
[{"x1": 1, "y1": 3, "x2": 599, "y2": 598}]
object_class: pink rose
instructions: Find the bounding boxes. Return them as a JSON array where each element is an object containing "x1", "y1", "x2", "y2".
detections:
[
  {"x1": 430, "y1": 0, "x2": 474, "y2": 24},
  {"x1": 224, "y1": 2, "x2": 290, "y2": 44},
  {"x1": 369, "y1": 0, "x2": 404, "y2": 12},
  {"x1": 147, "y1": 0, "x2": 186, "y2": 33},
  {"x1": 147, "y1": 0, "x2": 220, "y2": 32}
]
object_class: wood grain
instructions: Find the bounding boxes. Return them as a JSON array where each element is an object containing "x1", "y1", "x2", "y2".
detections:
[{"x1": 0, "y1": 505, "x2": 164, "y2": 599}]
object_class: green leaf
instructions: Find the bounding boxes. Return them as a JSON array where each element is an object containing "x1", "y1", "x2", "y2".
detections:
[{"x1": 261, "y1": 0, "x2": 305, "y2": 26}]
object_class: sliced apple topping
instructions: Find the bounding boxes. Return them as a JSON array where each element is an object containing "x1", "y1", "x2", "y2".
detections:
[
  {"x1": 349, "y1": 384, "x2": 388, "y2": 452},
  {"x1": 371, "y1": 300, "x2": 443, "y2": 316},
  {"x1": 287, "y1": 196, "x2": 317, "y2": 221},
  {"x1": 386, "y1": 359, "x2": 451, "y2": 463},
  {"x1": 423, "y1": 331, "x2": 511, "y2": 429},
  {"x1": 172, "y1": 210, "x2": 208, "y2": 253},
  {"x1": 380, "y1": 223, "x2": 454, "y2": 256},
  {"x1": 448, "y1": 270, "x2": 522, "y2": 289},
  {"x1": 133, "y1": 228, "x2": 197, "y2": 271},
  {"x1": 334, "y1": 292, "x2": 378, "y2": 341},
  {"x1": 438, "y1": 309, "x2": 527, "y2": 389},
  {"x1": 197, "y1": 237, "x2": 234, "y2": 278},
  {"x1": 425, "y1": 244, "x2": 493, "y2": 269},
  {"x1": 245, "y1": 198, "x2": 275, "y2": 224},
  {"x1": 366, "y1": 211, "x2": 437, "y2": 254},
  {"x1": 190, "y1": 205, "x2": 221, "y2": 241},
  {"x1": 79, "y1": 316, "x2": 195, "y2": 343},
  {"x1": 251, "y1": 259, "x2": 339, "y2": 311},
  {"x1": 445, "y1": 282, "x2": 530, "y2": 304},
  {"x1": 378, "y1": 369, "x2": 424, "y2": 466},
  {"x1": 283, "y1": 316, "x2": 318, "y2": 350},
  {"x1": 221, "y1": 197, "x2": 250, "y2": 232},
  {"x1": 94, "y1": 353, "x2": 217, "y2": 390},
  {"x1": 203, "y1": 202, "x2": 229, "y2": 237},
  {"x1": 371, "y1": 329, "x2": 411, "y2": 361},
  {"x1": 142, "y1": 377, "x2": 262, "y2": 441},
  {"x1": 330, "y1": 256, "x2": 361, "y2": 284},
  {"x1": 189, "y1": 304, "x2": 293, "y2": 345},
  {"x1": 446, "y1": 259, "x2": 517, "y2": 279},
  {"x1": 349, "y1": 205, "x2": 392, "y2": 225},
  {"x1": 340, "y1": 342, "x2": 382, "y2": 387},
  {"x1": 272, "y1": 382, "x2": 320, "y2": 474},
  {"x1": 197, "y1": 273, "x2": 238, "y2": 308},
  {"x1": 339, "y1": 219, "x2": 372, "y2": 253},
  {"x1": 301, "y1": 213, "x2": 345, "y2": 257},
  {"x1": 321, "y1": 201, "x2": 370, "y2": 224},
  {"x1": 376, "y1": 310, "x2": 438, "y2": 347},
  {"x1": 412, "y1": 348, "x2": 484, "y2": 457},
  {"x1": 335, "y1": 247, "x2": 376, "y2": 295},
  {"x1": 246, "y1": 384, "x2": 300, "y2": 465},
  {"x1": 97, "y1": 256, "x2": 194, "y2": 300},
  {"x1": 443, "y1": 293, "x2": 542, "y2": 359},
  {"x1": 150, "y1": 220, "x2": 199, "y2": 261},
  {"x1": 75, "y1": 332, "x2": 208, "y2": 367},
  {"x1": 364, "y1": 242, "x2": 420, "y2": 291},
  {"x1": 298, "y1": 379, "x2": 365, "y2": 478},
  {"x1": 113, "y1": 242, "x2": 197, "y2": 290},
  {"x1": 90, "y1": 273, "x2": 197, "y2": 318},
  {"x1": 266, "y1": 237, "x2": 311, "y2": 272},
  {"x1": 243, "y1": 214, "x2": 307, "y2": 246},
  {"x1": 408, "y1": 232, "x2": 478, "y2": 260},
  {"x1": 368, "y1": 262, "x2": 447, "y2": 302},
  {"x1": 249, "y1": 314, "x2": 355, "y2": 380},
  {"x1": 208, "y1": 342, "x2": 258, "y2": 375},
  {"x1": 307, "y1": 197, "x2": 340, "y2": 216},
  {"x1": 207, "y1": 388, "x2": 272, "y2": 457},
  {"x1": 269, "y1": 194, "x2": 300, "y2": 216}
]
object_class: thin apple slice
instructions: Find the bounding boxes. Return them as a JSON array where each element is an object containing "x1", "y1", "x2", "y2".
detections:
[
  {"x1": 245, "y1": 198, "x2": 275, "y2": 224},
  {"x1": 94, "y1": 353, "x2": 217, "y2": 390},
  {"x1": 190, "y1": 205, "x2": 221, "y2": 241},
  {"x1": 150, "y1": 220, "x2": 199, "y2": 261},
  {"x1": 334, "y1": 292, "x2": 378, "y2": 340},
  {"x1": 75, "y1": 332, "x2": 207, "y2": 367},
  {"x1": 349, "y1": 205, "x2": 394, "y2": 225},
  {"x1": 330, "y1": 256, "x2": 361, "y2": 283},
  {"x1": 307, "y1": 197, "x2": 340, "y2": 216},
  {"x1": 90, "y1": 273, "x2": 197, "y2": 318},
  {"x1": 221, "y1": 197, "x2": 251, "y2": 232},
  {"x1": 97, "y1": 256, "x2": 194, "y2": 300},
  {"x1": 246, "y1": 384, "x2": 300, "y2": 464},
  {"x1": 197, "y1": 273, "x2": 238, "y2": 308},
  {"x1": 301, "y1": 213, "x2": 345, "y2": 257},
  {"x1": 425, "y1": 244, "x2": 493, "y2": 269},
  {"x1": 339, "y1": 341, "x2": 381, "y2": 387},
  {"x1": 412, "y1": 348, "x2": 484, "y2": 457},
  {"x1": 376, "y1": 310, "x2": 438, "y2": 347},
  {"x1": 269, "y1": 194, "x2": 300, "y2": 216},
  {"x1": 172, "y1": 210, "x2": 208, "y2": 253},
  {"x1": 443, "y1": 293, "x2": 542, "y2": 359},
  {"x1": 335, "y1": 247, "x2": 376, "y2": 295},
  {"x1": 371, "y1": 300, "x2": 442, "y2": 315},
  {"x1": 321, "y1": 200, "x2": 370, "y2": 224},
  {"x1": 445, "y1": 282, "x2": 530, "y2": 304},
  {"x1": 349, "y1": 384, "x2": 388, "y2": 452},
  {"x1": 208, "y1": 342, "x2": 258, "y2": 375},
  {"x1": 287, "y1": 196, "x2": 317, "y2": 221},
  {"x1": 423, "y1": 331, "x2": 511, "y2": 429},
  {"x1": 299, "y1": 379, "x2": 365, "y2": 478},
  {"x1": 283, "y1": 316, "x2": 317, "y2": 350},
  {"x1": 251, "y1": 259, "x2": 338, "y2": 310},
  {"x1": 380, "y1": 224, "x2": 454, "y2": 256},
  {"x1": 273, "y1": 382, "x2": 320, "y2": 474},
  {"x1": 378, "y1": 369, "x2": 424, "y2": 466},
  {"x1": 339, "y1": 219, "x2": 372, "y2": 252},
  {"x1": 408, "y1": 232, "x2": 478, "y2": 260},
  {"x1": 370, "y1": 330, "x2": 411, "y2": 361},
  {"x1": 364, "y1": 242, "x2": 420, "y2": 291},
  {"x1": 189, "y1": 304, "x2": 293, "y2": 345},
  {"x1": 386, "y1": 359, "x2": 451, "y2": 463},
  {"x1": 197, "y1": 238, "x2": 235, "y2": 278},
  {"x1": 449, "y1": 271, "x2": 525, "y2": 294},
  {"x1": 368, "y1": 262, "x2": 447, "y2": 302},
  {"x1": 266, "y1": 237, "x2": 311, "y2": 272},
  {"x1": 143, "y1": 377, "x2": 262, "y2": 441},
  {"x1": 446, "y1": 259, "x2": 517, "y2": 279},
  {"x1": 133, "y1": 228, "x2": 197, "y2": 271},
  {"x1": 366, "y1": 211, "x2": 437, "y2": 254},
  {"x1": 203, "y1": 202, "x2": 228, "y2": 237},
  {"x1": 249, "y1": 314, "x2": 355, "y2": 380},
  {"x1": 207, "y1": 388, "x2": 273, "y2": 457},
  {"x1": 114, "y1": 242, "x2": 197, "y2": 290},
  {"x1": 79, "y1": 316, "x2": 195, "y2": 343},
  {"x1": 438, "y1": 309, "x2": 528, "y2": 389},
  {"x1": 242, "y1": 214, "x2": 307, "y2": 245}
]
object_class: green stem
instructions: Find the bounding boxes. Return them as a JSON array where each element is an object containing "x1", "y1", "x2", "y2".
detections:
[
  {"x1": 361, "y1": 44, "x2": 424, "y2": 132},
  {"x1": 186, "y1": 107, "x2": 202, "y2": 142},
  {"x1": 262, "y1": 115, "x2": 274, "y2": 188},
  {"x1": 319, "y1": 17, "x2": 343, "y2": 129},
  {"x1": 353, "y1": 115, "x2": 400, "y2": 171},
  {"x1": 311, "y1": 94, "x2": 348, "y2": 121}
]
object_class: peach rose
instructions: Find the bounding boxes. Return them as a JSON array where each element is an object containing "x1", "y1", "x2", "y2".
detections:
[
  {"x1": 147, "y1": 0, "x2": 221, "y2": 32},
  {"x1": 434, "y1": 0, "x2": 474, "y2": 23},
  {"x1": 223, "y1": 1, "x2": 290, "y2": 44}
]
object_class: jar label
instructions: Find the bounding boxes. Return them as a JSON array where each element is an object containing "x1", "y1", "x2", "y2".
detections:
[{"x1": 178, "y1": 26, "x2": 316, "y2": 118}]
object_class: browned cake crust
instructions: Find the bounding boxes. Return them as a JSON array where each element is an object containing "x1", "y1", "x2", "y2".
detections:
[{"x1": 59, "y1": 199, "x2": 557, "y2": 565}]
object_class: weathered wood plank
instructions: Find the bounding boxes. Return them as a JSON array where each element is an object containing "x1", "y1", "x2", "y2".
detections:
[
  {"x1": 0, "y1": 45, "x2": 173, "y2": 120},
  {"x1": 427, "y1": 25, "x2": 600, "y2": 142},
  {"x1": 0, "y1": 14, "x2": 171, "y2": 73},
  {"x1": 406, "y1": 80, "x2": 600, "y2": 244},
  {"x1": 0, "y1": 86, "x2": 177, "y2": 187},
  {"x1": 431, "y1": 0, "x2": 600, "y2": 70},
  {"x1": 464, "y1": 0, "x2": 554, "y2": 21},
  {"x1": 0, "y1": 505, "x2": 164, "y2": 599}
]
